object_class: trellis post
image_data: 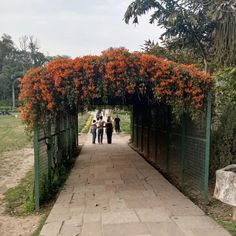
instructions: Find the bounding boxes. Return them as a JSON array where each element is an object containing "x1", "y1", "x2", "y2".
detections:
[
  {"x1": 33, "y1": 125, "x2": 40, "y2": 210},
  {"x1": 204, "y1": 92, "x2": 212, "y2": 202},
  {"x1": 47, "y1": 121, "x2": 52, "y2": 187},
  {"x1": 181, "y1": 113, "x2": 186, "y2": 185}
]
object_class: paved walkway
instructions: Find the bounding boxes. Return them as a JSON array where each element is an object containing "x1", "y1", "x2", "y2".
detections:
[{"x1": 40, "y1": 134, "x2": 230, "y2": 236}]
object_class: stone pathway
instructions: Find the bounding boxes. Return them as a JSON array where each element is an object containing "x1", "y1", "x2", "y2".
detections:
[{"x1": 40, "y1": 134, "x2": 230, "y2": 236}]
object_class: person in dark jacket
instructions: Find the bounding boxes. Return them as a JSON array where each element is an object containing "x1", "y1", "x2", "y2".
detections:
[
  {"x1": 97, "y1": 116, "x2": 105, "y2": 144},
  {"x1": 106, "y1": 116, "x2": 113, "y2": 144},
  {"x1": 114, "y1": 115, "x2": 121, "y2": 133}
]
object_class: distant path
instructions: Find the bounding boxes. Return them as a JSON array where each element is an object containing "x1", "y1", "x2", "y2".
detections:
[{"x1": 40, "y1": 133, "x2": 230, "y2": 236}]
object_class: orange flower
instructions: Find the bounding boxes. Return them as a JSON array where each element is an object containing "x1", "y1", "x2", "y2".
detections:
[
  {"x1": 175, "y1": 91, "x2": 182, "y2": 97},
  {"x1": 47, "y1": 102, "x2": 54, "y2": 110},
  {"x1": 18, "y1": 48, "x2": 213, "y2": 128}
]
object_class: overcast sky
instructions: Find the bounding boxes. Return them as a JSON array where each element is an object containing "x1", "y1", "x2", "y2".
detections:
[{"x1": 0, "y1": 0, "x2": 163, "y2": 58}]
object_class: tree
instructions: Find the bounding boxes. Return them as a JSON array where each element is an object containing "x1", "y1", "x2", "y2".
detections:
[
  {"x1": 211, "y1": 67, "x2": 236, "y2": 174},
  {"x1": 0, "y1": 34, "x2": 16, "y2": 71},
  {"x1": 124, "y1": 0, "x2": 236, "y2": 69},
  {"x1": 0, "y1": 34, "x2": 51, "y2": 106},
  {"x1": 212, "y1": 1, "x2": 236, "y2": 66},
  {"x1": 18, "y1": 35, "x2": 49, "y2": 68},
  {"x1": 141, "y1": 39, "x2": 202, "y2": 66}
]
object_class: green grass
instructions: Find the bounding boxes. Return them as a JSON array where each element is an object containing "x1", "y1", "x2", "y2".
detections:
[
  {"x1": 0, "y1": 106, "x2": 12, "y2": 111},
  {"x1": 0, "y1": 114, "x2": 31, "y2": 153},
  {"x1": 3, "y1": 170, "x2": 35, "y2": 216},
  {"x1": 3, "y1": 166, "x2": 72, "y2": 217},
  {"x1": 112, "y1": 110, "x2": 131, "y2": 134},
  {"x1": 217, "y1": 220, "x2": 236, "y2": 236},
  {"x1": 2, "y1": 113, "x2": 88, "y2": 216},
  {"x1": 78, "y1": 112, "x2": 91, "y2": 133},
  {"x1": 31, "y1": 214, "x2": 49, "y2": 236},
  {"x1": 81, "y1": 114, "x2": 93, "y2": 134}
]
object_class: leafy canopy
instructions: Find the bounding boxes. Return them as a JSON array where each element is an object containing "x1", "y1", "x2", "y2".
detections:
[{"x1": 124, "y1": 0, "x2": 236, "y2": 67}]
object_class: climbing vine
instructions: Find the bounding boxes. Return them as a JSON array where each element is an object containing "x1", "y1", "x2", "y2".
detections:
[{"x1": 19, "y1": 48, "x2": 212, "y2": 127}]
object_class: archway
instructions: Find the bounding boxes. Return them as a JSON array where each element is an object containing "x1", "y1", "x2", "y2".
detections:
[{"x1": 19, "y1": 48, "x2": 212, "y2": 209}]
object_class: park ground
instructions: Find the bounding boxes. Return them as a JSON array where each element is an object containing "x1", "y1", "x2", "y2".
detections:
[
  {"x1": 0, "y1": 111, "x2": 235, "y2": 235},
  {"x1": 0, "y1": 113, "x2": 91, "y2": 236},
  {"x1": 0, "y1": 115, "x2": 39, "y2": 236}
]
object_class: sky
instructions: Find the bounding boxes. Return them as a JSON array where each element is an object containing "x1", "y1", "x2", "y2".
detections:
[{"x1": 0, "y1": 0, "x2": 164, "y2": 58}]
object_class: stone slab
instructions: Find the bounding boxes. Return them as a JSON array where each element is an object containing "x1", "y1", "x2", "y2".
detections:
[
  {"x1": 146, "y1": 222, "x2": 185, "y2": 236},
  {"x1": 103, "y1": 223, "x2": 150, "y2": 236},
  {"x1": 135, "y1": 208, "x2": 171, "y2": 223},
  {"x1": 40, "y1": 133, "x2": 230, "y2": 236},
  {"x1": 40, "y1": 222, "x2": 62, "y2": 236},
  {"x1": 80, "y1": 222, "x2": 102, "y2": 236},
  {"x1": 102, "y1": 211, "x2": 140, "y2": 224}
]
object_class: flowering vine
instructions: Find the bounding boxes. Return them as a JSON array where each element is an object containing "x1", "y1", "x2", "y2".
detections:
[{"x1": 19, "y1": 48, "x2": 212, "y2": 127}]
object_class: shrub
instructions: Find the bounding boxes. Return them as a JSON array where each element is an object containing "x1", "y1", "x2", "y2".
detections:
[{"x1": 81, "y1": 115, "x2": 93, "y2": 133}]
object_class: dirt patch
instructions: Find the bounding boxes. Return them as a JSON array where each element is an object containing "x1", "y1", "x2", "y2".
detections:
[
  {"x1": 191, "y1": 186, "x2": 234, "y2": 221},
  {"x1": 0, "y1": 147, "x2": 41, "y2": 236},
  {"x1": 0, "y1": 148, "x2": 33, "y2": 199},
  {"x1": 0, "y1": 212, "x2": 39, "y2": 236}
]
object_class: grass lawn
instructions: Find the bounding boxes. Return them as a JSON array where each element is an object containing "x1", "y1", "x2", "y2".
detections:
[
  {"x1": 0, "y1": 112, "x2": 91, "y2": 153},
  {"x1": 111, "y1": 109, "x2": 131, "y2": 134},
  {"x1": 78, "y1": 112, "x2": 91, "y2": 133},
  {"x1": 3, "y1": 170, "x2": 34, "y2": 215},
  {"x1": 0, "y1": 114, "x2": 31, "y2": 153}
]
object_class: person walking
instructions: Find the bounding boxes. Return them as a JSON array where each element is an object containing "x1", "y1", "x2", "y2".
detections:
[
  {"x1": 114, "y1": 115, "x2": 121, "y2": 133},
  {"x1": 106, "y1": 116, "x2": 113, "y2": 144},
  {"x1": 97, "y1": 116, "x2": 105, "y2": 144},
  {"x1": 90, "y1": 120, "x2": 97, "y2": 144}
]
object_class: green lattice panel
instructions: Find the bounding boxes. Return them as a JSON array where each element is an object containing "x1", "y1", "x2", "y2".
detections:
[
  {"x1": 184, "y1": 137, "x2": 206, "y2": 192},
  {"x1": 169, "y1": 133, "x2": 182, "y2": 181}
]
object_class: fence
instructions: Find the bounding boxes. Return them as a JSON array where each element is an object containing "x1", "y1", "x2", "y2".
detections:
[
  {"x1": 33, "y1": 113, "x2": 78, "y2": 209},
  {"x1": 131, "y1": 94, "x2": 212, "y2": 201},
  {"x1": 33, "y1": 94, "x2": 211, "y2": 208}
]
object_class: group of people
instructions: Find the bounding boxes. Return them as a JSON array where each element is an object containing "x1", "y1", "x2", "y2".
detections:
[{"x1": 90, "y1": 115, "x2": 121, "y2": 144}]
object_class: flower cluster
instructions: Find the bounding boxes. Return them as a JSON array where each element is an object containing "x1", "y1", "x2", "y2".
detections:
[{"x1": 19, "y1": 48, "x2": 212, "y2": 127}]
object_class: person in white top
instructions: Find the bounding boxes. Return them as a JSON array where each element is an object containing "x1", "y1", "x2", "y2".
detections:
[{"x1": 90, "y1": 120, "x2": 97, "y2": 144}]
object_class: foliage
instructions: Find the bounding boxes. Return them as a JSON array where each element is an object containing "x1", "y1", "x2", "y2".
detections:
[
  {"x1": 124, "y1": 0, "x2": 236, "y2": 68},
  {"x1": 3, "y1": 157, "x2": 74, "y2": 216},
  {"x1": 39, "y1": 164, "x2": 72, "y2": 205},
  {"x1": 81, "y1": 114, "x2": 93, "y2": 133},
  {"x1": 31, "y1": 213, "x2": 51, "y2": 236},
  {"x1": 124, "y1": 0, "x2": 215, "y2": 68},
  {"x1": 141, "y1": 40, "x2": 202, "y2": 66},
  {"x1": 215, "y1": 67, "x2": 236, "y2": 108},
  {"x1": 112, "y1": 109, "x2": 131, "y2": 134},
  {"x1": 19, "y1": 48, "x2": 212, "y2": 128},
  {"x1": 212, "y1": 1, "x2": 236, "y2": 66},
  {"x1": 210, "y1": 68, "x2": 236, "y2": 175},
  {"x1": 218, "y1": 220, "x2": 236, "y2": 236},
  {"x1": 3, "y1": 170, "x2": 35, "y2": 215},
  {"x1": 0, "y1": 34, "x2": 55, "y2": 106},
  {"x1": 78, "y1": 112, "x2": 91, "y2": 133},
  {"x1": 0, "y1": 114, "x2": 31, "y2": 153},
  {"x1": 211, "y1": 104, "x2": 236, "y2": 176}
]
